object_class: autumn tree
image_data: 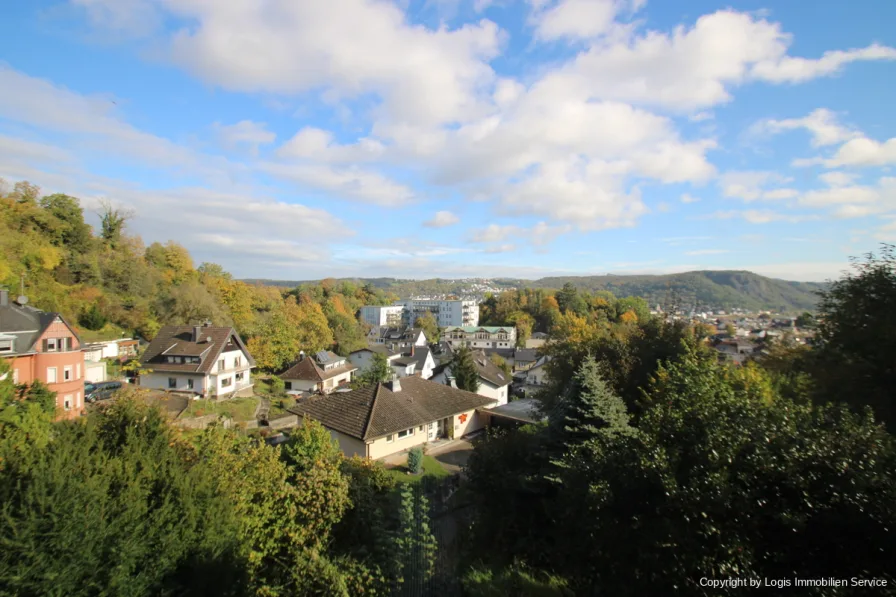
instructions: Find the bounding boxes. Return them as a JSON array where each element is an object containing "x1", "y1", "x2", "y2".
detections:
[{"x1": 414, "y1": 311, "x2": 441, "y2": 343}]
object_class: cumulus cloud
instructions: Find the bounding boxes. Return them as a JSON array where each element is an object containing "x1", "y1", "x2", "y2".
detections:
[
  {"x1": 753, "y1": 108, "x2": 859, "y2": 147},
  {"x1": 710, "y1": 210, "x2": 818, "y2": 224},
  {"x1": 825, "y1": 137, "x2": 896, "y2": 168},
  {"x1": 798, "y1": 176, "x2": 896, "y2": 218},
  {"x1": 257, "y1": 162, "x2": 415, "y2": 206},
  {"x1": 750, "y1": 43, "x2": 896, "y2": 83},
  {"x1": 423, "y1": 210, "x2": 460, "y2": 228},
  {"x1": 719, "y1": 171, "x2": 798, "y2": 202},
  {"x1": 213, "y1": 120, "x2": 276, "y2": 154},
  {"x1": 680, "y1": 193, "x2": 700, "y2": 203},
  {"x1": 529, "y1": 0, "x2": 640, "y2": 42},
  {"x1": 468, "y1": 221, "x2": 570, "y2": 245},
  {"x1": 277, "y1": 127, "x2": 385, "y2": 162}
]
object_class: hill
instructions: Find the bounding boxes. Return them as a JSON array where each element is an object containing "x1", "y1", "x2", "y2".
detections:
[{"x1": 246, "y1": 271, "x2": 826, "y2": 313}]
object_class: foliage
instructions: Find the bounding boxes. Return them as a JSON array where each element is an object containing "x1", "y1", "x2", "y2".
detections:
[
  {"x1": 407, "y1": 446, "x2": 423, "y2": 475},
  {"x1": 462, "y1": 564, "x2": 572, "y2": 597},
  {"x1": 489, "y1": 353, "x2": 512, "y2": 378},
  {"x1": 451, "y1": 346, "x2": 480, "y2": 393},
  {"x1": 394, "y1": 485, "x2": 438, "y2": 596},
  {"x1": 354, "y1": 352, "x2": 394, "y2": 388},
  {"x1": 813, "y1": 244, "x2": 896, "y2": 430},
  {"x1": 78, "y1": 302, "x2": 108, "y2": 330},
  {"x1": 268, "y1": 375, "x2": 286, "y2": 395},
  {"x1": 414, "y1": 310, "x2": 441, "y2": 343}
]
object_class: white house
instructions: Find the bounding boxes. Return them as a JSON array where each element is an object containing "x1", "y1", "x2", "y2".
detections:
[
  {"x1": 139, "y1": 322, "x2": 255, "y2": 398},
  {"x1": 366, "y1": 326, "x2": 427, "y2": 348},
  {"x1": 279, "y1": 350, "x2": 357, "y2": 394},
  {"x1": 393, "y1": 299, "x2": 479, "y2": 327},
  {"x1": 525, "y1": 355, "x2": 552, "y2": 387},
  {"x1": 292, "y1": 376, "x2": 496, "y2": 459},
  {"x1": 349, "y1": 344, "x2": 436, "y2": 380},
  {"x1": 359, "y1": 305, "x2": 405, "y2": 327},
  {"x1": 431, "y1": 349, "x2": 511, "y2": 407},
  {"x1": 443, "y1": 326, "x2": 517, "y2": 350}
]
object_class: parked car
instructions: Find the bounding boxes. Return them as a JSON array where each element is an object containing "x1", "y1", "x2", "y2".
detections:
[{"x1": 85, "y1": 381, "x2": 123, "y2": 403}]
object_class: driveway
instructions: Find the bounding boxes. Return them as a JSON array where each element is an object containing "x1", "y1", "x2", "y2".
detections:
[{"x1": 428, "y1": 439, "x2": 474, "y2": 473}]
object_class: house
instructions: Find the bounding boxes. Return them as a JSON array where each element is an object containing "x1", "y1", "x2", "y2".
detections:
[
  {"x1": 511, "y1": 348, "x2": 538, "y2": 372},
  {"x1": 393, "y1": 298, "x2": 479, "y2": 327},
  {"x1": 280, "y1": 350, "x2": 357, "y2": 394},
  {"x1": 431, "y1": 349, "x2": 511, "y2": 406},
  {"x1": 291, "y1": 376, "x2": 496, "y2": 459},
  {"x1": 526, "y1": 332, "x2": 548, "y2": 349},
  {"x1": 359, "y1": 305, "x2": 405, "y2": 327},
  {"x1": 478, "y1": 397, "x2": 544, "y2": 429},
  {"x1": 349, "y1": 344, "x2": 436, "y2": 380},
  {"x1": 443, "y1": 326, "x2": 517, "y2": 350},
  {"x1": 525, "y1": 355, "x2": 552, "y2": 387},
  {"x1": 366, "y1": 325, "x2": 427, "y2": 348},
  {"x1": 139, "y1": 322, "x2": 255, "y2": 398},
  {"x1": 0, "y1": 289, "x2": 86, "y2": 419}
]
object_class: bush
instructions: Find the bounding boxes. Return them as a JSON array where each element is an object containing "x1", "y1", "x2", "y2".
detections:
[
  {"x1": 269, "y1": 375, "x2": 285, "y2": 395},
  {"x1": 407, "y1": 447, "x2": 423, "y2": 475}
]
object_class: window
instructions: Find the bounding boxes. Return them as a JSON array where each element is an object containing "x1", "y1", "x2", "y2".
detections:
[
  {"x1": 236, "y1": 372, "x2": 244, "y2": 382},
  {"x1": 187, "y1": 378, "x2": 194, "y2": 390},
  {"x1": 234, "y1": 356, "x2": 241, "y2": 368},
  {"x1": 0, "y1": 339, "x2": 13, "y2": 353},
  {"x1": 418, "y1": 425, "x2": 425, "y2": 432},
  {"x1": 64, "y1": 366, "x2": 72, "y2": 381},
  {"x1": 63, "y1": 395, "x2": 72, "y2": 411},
  {"x1": 386, "y1": 434, "x2": 394, "y2": 443},
  {"x1": 285, "y1": 381, "x2": 292, "y2": 390},
  {"x1": 168, "y1": 378, "x2": 177, "y2": 389},
  {"x1": 221, "y1": 377, "x2": 232, "y2": 388},
  {"x1": 46, "y1": 367, "x2": 57, "y2": 383},
  {"x1": 219, "y1": 359, "x2": 226, "y2": 371},
  {"x1": 397, "y1": 428, "x2": 413, "y2": 439},
  {"x1": 76, "y1": 364, "x2": 81, "y2": 379},
  {"x1": 46, "y1": 338, "x2": 58, "y2": 352}
]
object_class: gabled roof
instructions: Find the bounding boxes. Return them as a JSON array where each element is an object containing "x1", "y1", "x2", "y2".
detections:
[
  {"x1": 292, "y1": 376, "x2": 496, "y2": 440},
  {"x1": 140, "y1": 325, "x2": 254, "y2": 374},
  {"x1": 471, "y1": 350, "x2": 511, "y2": 387},
  {"x1": 280, "y1": 354, "x2": 356, "y2": 382},
  {"x1": 444, "y1": 326, "x2": 514, "y2": 335},
  {"x1": 351, "y1": 344, "x2": 402, "y2": 358},
  {"x1": 0, "y1": 299, "x2": 80, "y2": 356},
  {"x1": 514, "y1": 348, "x2": 539, "y2": 363}
]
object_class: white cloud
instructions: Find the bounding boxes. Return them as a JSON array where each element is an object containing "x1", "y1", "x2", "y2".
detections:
[
  {"x1": 680, "y1": 193, "x2": 700, "y2": 203},
  {"x1": 750, "y1": 43, "x2": 896, "y2": 83},
  {"x1": 798, "y1": 176, "x2": 896, "y2": 218},
  {"x1": 685, "y1": 249, "x2": 729, "y2": 255},
  {"x1": 719, "y1": 171, "x2": 797, "y2": 202},
  {"x1": 423, "y1": 210, "x2": 460, "y2": 228},
  {"x1": 213, "y1": 120, "x2": 276, "y2": 154},
  {"x1": 71, "y1": 0, "x2": 160, "y2": 37},
  {"x1": 710, "y1": 209, "x2": 818, "y2": 224},
  {"x1": 825, "y1": 137, "x2": 896, "y2": 168},
  {"x1": 277, "y1": 127, "x2": 385, "y2": 162},
  {"x1": 468, "y1": 221, "x2": 570, "y2": 245},
  {"x1": 818, "y1": 171, "x2": 857, "y2": 187},
  {"x1": 483, "y1": 243, "x2": 516, "y2": 253},
  {"x1": 529, "y1": 0, "x2": 639, "y2": 42},
  {"x1": 754, "y1": 108, "x2": 859, "y2": 147},
  {"x1": 258, "y1": 162, "x2": 415, "y2": 206}
]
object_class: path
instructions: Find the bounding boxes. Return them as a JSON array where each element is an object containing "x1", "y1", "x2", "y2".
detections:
[{"x1": 256, "y1": 397, "x2": 270, "y2": 421}]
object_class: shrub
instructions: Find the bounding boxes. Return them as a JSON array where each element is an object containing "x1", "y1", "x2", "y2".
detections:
[
  {"x1": 269, "y1": 375, "x2": 285, "y2": 395},
  {"x1": 407, "y1": 446, "x2": 423, "y2": 475}
]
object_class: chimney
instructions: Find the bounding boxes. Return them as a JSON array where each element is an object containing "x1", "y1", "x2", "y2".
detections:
[
  {"x1": 204, "y1": 320, "x2": 212, "y2": 327},
  {"x1": 192, "y1": 325, "x2": 202, "y2": 342},
  {"x1": 387, "y1": 378, "x2": 402, "y2": 392},
  {"x1": 410, "y1": 345, "x2": 415, "y2": 357},
  {"x1": 448, "y1": 378, "x2": 457, "y2": 389},
  {"x1": 299, "y1": 350, "x2": 305, "y2": 361},
  {"x1": 0, "y1": 288, "x2": 7, "y2": 308}
]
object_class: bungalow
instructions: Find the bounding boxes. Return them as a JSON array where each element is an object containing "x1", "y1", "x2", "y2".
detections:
[
  {"x1": 291, "y1": 376, "x2": 496, "y2": 459},
  {"x1": 139, "y1": 322, "x2": 255, "y2": 398},
  {"x1": 431, "y1": 349, "x2": 511, "y2": 406},
  {"x1": 280, "y1": 350, "x2": 357, "y2": 394}
]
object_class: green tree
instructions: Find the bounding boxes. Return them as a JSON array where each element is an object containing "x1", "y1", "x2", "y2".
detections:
[
  {"x1": 407, "y1": 446, "x2": 423, "y2": 475},
  {"x1": 354, "y1": 352, "x2": 394, "y2": 388},
  {"x1": 414, "y1": 311, "x2": 441, "y2": 343},
  {"x1": 394, "y1": 485, "x2": 437, "y2": 596},
  {"x1": 489, "y1": 353, "x2": 512, "y2": 378},
  {"x1": 78, "y1": 303, "x2": 108, "y2": 330},
  {"x1": 451, "y1": 345, "x2": 480, "y2": 393},
  {"x1": 98, "y1": 199, "x2": 133, "y2": 248},
  {"x1": 555, "y1": 283, "x2": 587, "y2": 316},
  {"x1": 38, "y1": 193, "x2": 93, "y2": 254},
  {"x1": 795, "y1": 311, "x2": 816, "y2": 328}
]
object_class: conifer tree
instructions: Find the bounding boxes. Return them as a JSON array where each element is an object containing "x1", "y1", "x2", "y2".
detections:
[{"x1": 451, "y1": 345, "x2": 480, "y2": 393}]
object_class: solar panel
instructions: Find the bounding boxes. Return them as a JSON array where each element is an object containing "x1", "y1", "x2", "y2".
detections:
[{"x1": 316, "y1": 350, "x2": 330, "y2": 363}]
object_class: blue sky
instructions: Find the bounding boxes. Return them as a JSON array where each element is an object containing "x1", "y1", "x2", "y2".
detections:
[{"x1": 1, "y1": 0, "x2": 894, "y2": 282}]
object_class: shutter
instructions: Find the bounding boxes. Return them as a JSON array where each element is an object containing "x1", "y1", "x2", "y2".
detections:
[{"x1": 42, "y1": 339, "x2": 48, "y2": 352}]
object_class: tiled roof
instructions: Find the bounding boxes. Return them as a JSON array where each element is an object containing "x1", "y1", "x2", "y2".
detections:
[
  {"x1": 280, "y1": 356, "x2": 357, "y2": 381},
  {"x1": 444, "y1": 326, "x2": 514, "y2": 334},
  {"x1": 0, "y1": 300, "x2": 77, "y2": 356},
  {"x1": 513, "y1": 348, "x2": 538, "y2": 363},
  {"x1": 140, "y1": 325, "x2": 254, "y2": 374},
  {"x1": 292, "y1": 376, "x2": 496, "y2": 440},
  {"x1": 471, "y1": 350, "x2": 511, "y2": 387}
]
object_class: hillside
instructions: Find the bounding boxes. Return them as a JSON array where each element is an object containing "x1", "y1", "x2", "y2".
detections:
[
  {"x1": 529, "y1": 271, "x2": 826, "y2": 312},
  {"x1": 246, "y1": 271, "x2": 826, "y2": 312}
]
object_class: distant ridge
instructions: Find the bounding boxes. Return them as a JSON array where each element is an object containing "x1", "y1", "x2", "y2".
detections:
[{"x1": 242, "y1": 270, "x2": 827, "y2": 312}]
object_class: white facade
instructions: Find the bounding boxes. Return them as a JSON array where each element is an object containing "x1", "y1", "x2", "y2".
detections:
[
  {"x1": 360, "y1": 305, "x2": 405, "y2": 327},
  {"x1": 139, "y1": 348, "x2": 252, "y2": 398},
  {"x1": 349, "y1": 349, "x2": 400, "y2": 373},
  {"x1": 431, "y1": 368, "x2": 509, "y2": 407},
  {"x1": 393, "y1": 299, "x2": 479, "y2": 327},
  {"x1": 443, "y1": 326, "x2": 517, "y2": 349},
  {"x1": 84, "y1": 360, "x2": 107, "y2": 384}
]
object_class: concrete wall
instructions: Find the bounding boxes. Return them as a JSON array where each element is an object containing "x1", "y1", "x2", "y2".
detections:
[
  {"x1": 283, "y1": 378, "x2": 319, "y2": 393},
  {"x1": 452, "y1": 408, "x2": 486, "y2": 437},
  {"x1": 174, "y1": 414, "x2": 233, "y2": 430},
  {"x1": 140, "y1": 372, "x2": 206, "y2": 395},
  {"x1": 268, "y1": 414, "x2": 298, "y2": 430}
]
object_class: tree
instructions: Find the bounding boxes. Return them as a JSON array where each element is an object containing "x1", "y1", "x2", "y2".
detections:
[
  {"x1": 159, "y1": 282, "x2": 232, "y2": 327},
  {"x1": 97, "y1": 199, "x2": 133, "y2": 247},
  {"x1": 354, "y1": 352, "x2": 394, "y2": 388},
  {"x1": 414, "y1": 311, "x2": 440, "y2": 343},
  {"x1": 508, "y1": 311, "x2": 533, "y2": 347},
  {"x1": 451, "y1": 346, "x2": 480, "y2": 393},
  {"x1": 555, "y1": 283, "x2": 587, "y2": 316},
  {"x1": 407, "y1": 446, "x2": 423, "y2": 475},
  {"x1": 489, "y1": 353, "x2": 512, "y2": 378},
  {"x1": 78, "y1": 303, "x2": 108, "y2": 330},
  {"x1": 795, "y1": 311, "x2": 816, "y2": 329},
  {"x1": 394, "y1": 485, "x2": 437, "y2": 596},
  {"x1": 814, "y1": 244, "x2": 896, "y2": 430},
  {"x1": 38, "y1": 193, "x2": 93, "y2": 254},
  {"x1": 725, "y1": 322, "x2": 736, "y2": 336}
]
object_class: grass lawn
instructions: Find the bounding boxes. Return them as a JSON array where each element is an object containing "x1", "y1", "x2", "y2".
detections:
[
  {"x1": 78, "y1": 324, "x2": 129, "y2": 343},
  {"x1": 268, "y1": 396, "x2": 297, "y2": 417},
  {"x1": 181, "y1": 397, "x2": 259, "y2": 421},
  {"x1": 385, "y1": 454, "x2": 451, "y2": 484}
]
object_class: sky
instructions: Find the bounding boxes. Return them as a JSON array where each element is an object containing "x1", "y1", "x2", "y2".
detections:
[{"x1": 1, "y1": 0, "x2": 894, "y2": 282}]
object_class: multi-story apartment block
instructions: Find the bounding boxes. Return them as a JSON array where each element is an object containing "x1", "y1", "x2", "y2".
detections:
[
  {"x1": 393, "y1": 299, "x2": 479, "y2": 327},
  {"x1": 443, "y1": 326, "x2": 517, "y2": 349},
  {"x1": 359, "y1": 305, "x2": 405, "y2": 327},
  {"x1": 0, "y1": 288, "x2": 87, "y2": 419}
]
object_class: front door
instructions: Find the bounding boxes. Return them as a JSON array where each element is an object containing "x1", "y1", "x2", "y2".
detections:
[{"x1": 427, "y1": 422, "x2": 437, "y2": 441}]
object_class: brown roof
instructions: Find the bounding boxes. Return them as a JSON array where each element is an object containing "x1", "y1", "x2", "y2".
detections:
[
  {"x1": 280, "y1": 356, "x2": 357, "y2": 382},
  {"x1": 291, "y1": 376, "x2": 496, "y2": 440},
  {"x1": 140, "y1": 325, "x2": 254, "y2": 374},
  {"x1": 471, "y1": 350, "x2": 511, "y2": 388}
]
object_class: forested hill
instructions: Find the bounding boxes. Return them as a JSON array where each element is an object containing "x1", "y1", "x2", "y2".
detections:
[
  {"x1": 530, "y1": 271, "x2": 826, "y2": 312},
  {"x1": 247, "y1": 271, "x2": 826, "y2": 312}
]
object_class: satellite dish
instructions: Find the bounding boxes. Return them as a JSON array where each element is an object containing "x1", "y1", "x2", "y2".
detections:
[
  {"x1": 206, "y1": 336, "x2": 213, "y2": 343},
  {"x1": 16, "y1": 295, "x2": 28, "y2": 305}
]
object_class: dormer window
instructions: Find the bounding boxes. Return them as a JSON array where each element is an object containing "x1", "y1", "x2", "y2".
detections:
[{"x1": 0, "y1": 337, "x2": 13, "y2": 353}]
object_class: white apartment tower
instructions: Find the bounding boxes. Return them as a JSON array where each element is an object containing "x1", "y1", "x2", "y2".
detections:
[
  {"x1": 393, "y1": 299, "x2": 479, "y2": 327},
  {"x1": 359, "y1": 305, "x2": 405, "y2": 327}
]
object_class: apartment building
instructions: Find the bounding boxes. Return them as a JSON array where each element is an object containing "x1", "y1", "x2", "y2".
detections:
[
  {"x1": 443, "y1": 326, "x2": 517, "y2": 349},
  {"x1": 393, "y1": 299, "x2": 479, "y2": 327},
  {"x1": 359, "y1": 305, "x2": 405, "y2": 327}
]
